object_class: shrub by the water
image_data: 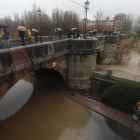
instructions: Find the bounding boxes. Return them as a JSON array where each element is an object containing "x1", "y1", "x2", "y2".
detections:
[{"x1": 101, "y1": 80, "x2": 140, "y2": 114}]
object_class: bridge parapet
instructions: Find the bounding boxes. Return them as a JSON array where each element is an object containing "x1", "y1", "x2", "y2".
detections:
[
  {"x1": 68, "y1": 39, "x2": 98, "y2": 54},
  {"x1": 0, "y1": 39, "x2": 69, "y2": 75},
  {"x1": 2, "y1": 36, "x2": 67, "y2": 48},
  {"x1": 96, "y1": 34, "x2": 133, "y2": 45}
]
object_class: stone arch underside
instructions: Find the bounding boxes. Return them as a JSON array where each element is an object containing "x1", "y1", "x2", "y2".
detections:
[
  {"x1": 34, "y1": 68, "x2": 65, "y2": 86},
  {"x1": 0, "y1": 56, "x2": 67, "y2": 100}
]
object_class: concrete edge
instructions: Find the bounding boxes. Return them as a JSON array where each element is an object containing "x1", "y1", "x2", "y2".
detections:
[{"x1": 67, "y1": 94, "x2": 140, "y2": 134}]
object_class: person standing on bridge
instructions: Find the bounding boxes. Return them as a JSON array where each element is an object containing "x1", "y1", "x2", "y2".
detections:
[
  {"x1": 58, "y1": 30, "x2": 62, "y2": 40},
  {"x1": 0, "y1": 28, "x2": 4, "y2": 48},
  {"x1": 19, "y1": 31, "x2": 25, "y2": 46},
  {"x1": 76, "y1": 29, "x2": 80, "y2": 39},
  {"x1": 73, "y1": 29, "x2": 76, "y2": 39},
  {"x1": 27, "y1": 29, "x2": 31, "y2": 43},
  {"x1": 67, "y1": 29, "x2": 71, "y2": 38},
  {"x1": 3, "y1": 28, "x2": 9, "y2": 48},
  {"x1": 54, "y1": 29, "x2": 58, "y2": 39},
  {"x1": 34, "y1": 31, "x2": 38, "y2": 43}
]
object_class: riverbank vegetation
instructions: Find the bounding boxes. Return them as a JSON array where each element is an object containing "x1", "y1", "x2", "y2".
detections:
[{"x1": 101, "y1": 79, "x2": 140, "y2": 114}]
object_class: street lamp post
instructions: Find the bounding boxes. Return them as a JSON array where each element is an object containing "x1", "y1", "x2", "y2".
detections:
[
  {"x1": 37, "y1": 8, "x2": 42, "y2": 43},
  {"x1": 84, "y1": 0, "x2": 90, "y2": 39},
  {"x1": 69, "y1": 0, "x2": 90, "y2": 39}
]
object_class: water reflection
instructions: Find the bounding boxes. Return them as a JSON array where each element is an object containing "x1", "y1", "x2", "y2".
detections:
[
  {"x1": 105, "y1": 117, "x2": 140, "y2": 140},
  {"x1": 57, "y1": 111, "x2": 126, "y2": 140},
  {"x1": 0, "y1": 74, "x2": 139, "y2": 140},
  {"x1": 0, "y1": 79, "x2": 33, "y2": 121}
]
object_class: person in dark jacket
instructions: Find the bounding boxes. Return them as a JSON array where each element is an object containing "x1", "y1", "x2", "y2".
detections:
[
  {"x1": 58, "y1": 30, "x2": 62, "y2": 40},
  {"x1": 34, "y1": 31, "x2": 38, "y2": 43},
  {"x1": 3, "y1": 28, "x2": 9, "y2": 48},
  {"x1": 54, "y1": 29, "x2": 58, "y2": 39},
  {"x1": 76, "y1": 29, "x2": 80, "y2": 39},
  {"x1": 108, "y1": 30, "x2": 112, "y2": 35},
  {"x1": 93, "y1": 31, "x2": 96, "y2": 36},
  {"x1": 67, "y1": 29, "x2": 71, "y2": 38},
  {"x1": 73, "y1": 29, "x2": 76, "y2": 38},
  {"x1": 19, "y1": 31, "x2": 25, "y2": 45},
  {"x1": 103, "y1": 30, "x2": 107, "y2": 35}
]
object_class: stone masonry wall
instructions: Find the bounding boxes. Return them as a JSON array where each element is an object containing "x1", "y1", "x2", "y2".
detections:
[
  {"x1": 68, "y1": 54, "x2": 97, "y2": 89},
  {"x1": 97, "y1": 35, "x2": 137, "y2": 64}
]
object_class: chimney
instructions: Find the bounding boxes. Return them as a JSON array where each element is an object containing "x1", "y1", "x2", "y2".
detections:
[{"x1": 106, "y1": 17, "x2": 109, "y2": 20}]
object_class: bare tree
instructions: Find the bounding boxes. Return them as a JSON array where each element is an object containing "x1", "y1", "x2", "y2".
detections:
[
  {"x1": 52, "y1": 8, "x2": 80, "y2": 34},
  {"x1": 134, "y1": 15, "x2": 140, "y2": 37},
  {"x1": 93, "y1": 11, "x2": 104, "y2": 31},
  {"x1": 0, "y1": 4, "x2": 81, "y2": 38},
  {"x1": 124, "y1": 13, "x2": 134, "y2": 33}
]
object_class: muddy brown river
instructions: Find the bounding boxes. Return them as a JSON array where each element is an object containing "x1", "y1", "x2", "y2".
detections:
[{"x1": 0, "y1": 74, "x2": 140, "y2": 140}]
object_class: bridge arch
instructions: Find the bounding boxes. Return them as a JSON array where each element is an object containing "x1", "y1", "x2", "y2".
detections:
[
  {"x1": 0, "y1": 55, "x2": 67, "y2": 99},
  {"x1": 33, "y1": 68, "x2": 65, "y2": 86}
]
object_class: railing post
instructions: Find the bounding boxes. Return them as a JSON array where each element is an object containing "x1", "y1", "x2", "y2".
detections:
[{"x1": 106, "y1": 68, "x2": 113, "y2": 76}]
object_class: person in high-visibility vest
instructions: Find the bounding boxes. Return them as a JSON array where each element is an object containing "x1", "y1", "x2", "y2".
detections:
[
  {"x1": 27, "y1": 29, "x2": 31, "y2": 43},
  {"x1": 0, "y1": 28, "x2": 4, "y2": 46},
  {"x1": 136, "y1": 102, "x2": 140, "y2": 109}
]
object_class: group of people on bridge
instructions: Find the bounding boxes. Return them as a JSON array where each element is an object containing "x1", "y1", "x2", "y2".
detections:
[
  {"x1": 18, "y1": 29, "x2": 39, "y2": 46},
  {"x1": 0, "y1": 26, "x2": 81, "y2": 49},
  {"x1": 66, "y1": 28, "x2": 80, "y2": 39},
  {"x1": 54, "y1": 28, "x2": 80, "y2": 39},
  {"x1": 103, "y1": 30, "x2": 126, "y2": 35},
  {"x1": 0, "y1": 27, "x2": 40, "y2": 48}
]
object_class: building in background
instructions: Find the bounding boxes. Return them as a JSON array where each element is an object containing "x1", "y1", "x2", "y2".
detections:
[
  {"x1": 86, "y1": 17, "x2": 114, "y2": 32},
  {"x1": 113, "y1": 13, "x2": 127, "y2": 31},
  {"x1": 79, "y1": 13, "x2": 127, "y2": 33}
]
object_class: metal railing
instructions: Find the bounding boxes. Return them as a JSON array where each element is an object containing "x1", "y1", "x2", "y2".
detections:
[
  {"x1": 0, "y1": 34, "x2": 102, "y2": 49},
  {"x1": 95, "y1": 65, "x2": 140, "y2": 82},
  {"x1": 113, "y1": 68, "x2": 140, "y2": 82}
]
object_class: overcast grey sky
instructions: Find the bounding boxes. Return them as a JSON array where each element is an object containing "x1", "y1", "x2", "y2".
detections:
[{"x1": 0, "y1": 0, "x2": 140, "y2": 20}]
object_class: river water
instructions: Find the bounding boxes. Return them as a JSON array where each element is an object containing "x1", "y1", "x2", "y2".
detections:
[{"x1": 0, "y1": 74, "x2": 140, "y2": 140}]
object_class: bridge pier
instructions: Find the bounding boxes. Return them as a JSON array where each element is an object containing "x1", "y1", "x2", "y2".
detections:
[
  {"x1": 68, "y1": 54, "x2": 96, "y2": 89},
  {"x1": 67, "y1": 39, "x2": 98, "y2": 90}
]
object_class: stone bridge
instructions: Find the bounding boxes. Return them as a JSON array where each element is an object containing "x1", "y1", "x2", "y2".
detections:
[
  {"x1": 0, "y1": 35, "x2": 137, "y2": 99},
  {"x1": 0, "y1": 38, "x2": 98, "y2": 98},
  {"x1": 97, "y1": 35, "x2": 137, "y2": 64}
]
